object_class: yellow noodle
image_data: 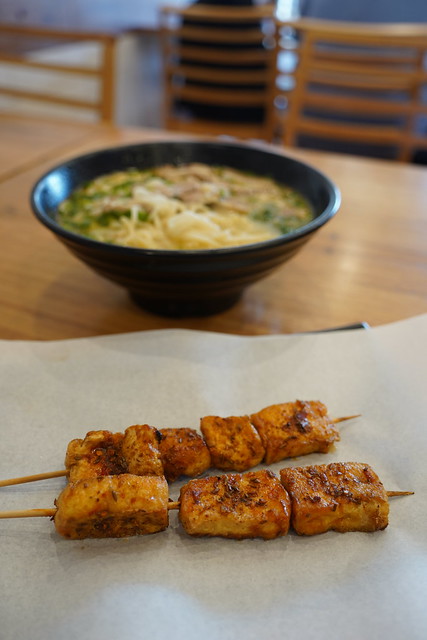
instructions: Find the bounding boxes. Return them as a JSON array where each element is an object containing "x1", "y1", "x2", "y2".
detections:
[{"x1": 58, "y1": 163, "x2": 312, "y2": 250}]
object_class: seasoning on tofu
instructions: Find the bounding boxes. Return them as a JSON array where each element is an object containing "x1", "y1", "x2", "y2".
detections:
[
  {"x1": 53, "y1": 474, "x2": 169, "y2": 539},
  {"x1": 280, "y1": 462, "x2": 390, "y2": 535},
  {"x1": 64, "y1": 426, "x2": 212, "y2": 484},
  {"x1": 1, "y1": 463, "x2": 412, "y2": 540},
  {"x1": 64, "y1": 430, "x2": 127, "y2": 483},
  {"x1": 0, "y1": 400, "x2": 359, "y2": 490},
  {"x1": 157, "y1": 428, "x2": 211, "y2": 483},
  {"x1": 250, "y1": 400, "x2": 340, "y2": 465},
  {"x1": 178, "y1": 469, "x2": 291, "y2": 540},
  {"x1": 122, "y1": 424, "x2": 164, "y2": 476},
  {"x1": 200, "y1": 414, "x2": 265, "y2": 471}
]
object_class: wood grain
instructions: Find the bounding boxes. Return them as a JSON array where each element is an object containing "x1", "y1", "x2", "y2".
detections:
[
  {"x1": 277, "y1": 19, "x2": 427, "y2": 162},
  {"x1": 0, "y1": 25, "x2": 118, "y2": 123},
  {"x1": 0, "y1": 115, "x2": 426, "y2": 340},
  {"x1": 159, "y1": 4, "x2": 277, "y2": 141}
]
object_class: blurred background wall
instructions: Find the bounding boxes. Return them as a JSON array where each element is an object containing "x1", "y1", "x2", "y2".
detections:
[
  {"x1": 1, "y1": 0, "x2": 426, "y2": 27},
  {"x1": 0, "y1": 0, "x2": 183, "y2": 30},
  {"x1": 300, "y1": 0, "x2": 427, "y2": 22},
  {"x1": 0, "y1": 0, "x2": 425, "y2": 128}
]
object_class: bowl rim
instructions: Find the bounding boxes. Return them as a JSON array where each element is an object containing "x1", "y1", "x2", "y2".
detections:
[{"x1": 30, "y1": 139, "x2": 341, "y2": 257}]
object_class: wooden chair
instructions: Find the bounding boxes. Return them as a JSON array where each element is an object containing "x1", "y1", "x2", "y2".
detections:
[
  {"x1": 0, "y1": 24, "x2": 117, "y2": 122},
  {"x1": 159, "y1": 4, "x2": 278, "y2": 141},
  {"x1": 275, "y1": 19, "x2": 427, "y2": 161}
]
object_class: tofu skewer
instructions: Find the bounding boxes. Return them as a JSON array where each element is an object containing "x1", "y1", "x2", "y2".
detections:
[
  {"x1": 54, "y1": 475, "x2": 170, "y2": 539},
  {"x1": 64, "y1": 425, "x2": 211, "y2": 485},
  {"x1": 0, "y1": 475, "x2": 179, "y2": 539},
  {"x1": 280, "y1": 462, "x2": 413, "y2": 535},
  {"x1": 0, "y1": 501, "x2": 181, "y2": 520},
  {"x1": 0, "y1": 402, "x2": 359, "y2": 488},
  {"x1": 200, "y1": 414, "x2": 265, "y2": 472},
  {"x1": 177, "y1": 465, "x2": 412, "y2": 539},
  {"x1": 0, "y1": 470, "x2": 292, "y2": 540},
  {"x1": 65, "y1": 430, "x2": 127, "y2": 482},
  {"x1": 156, "y1": 427, "x2": 211, "y2": 482},
  {"x1": 0, "y1": 464, "x2": 413, "y2": 541},
  {"x1": 250, "y1": 400, "x2": 348, "y2": 465},
  {"x1": 200, "y1": 402, "x2": 359, "y2": 472},
  {"x1": 178, "y1": 470, "x2": 292, "y2": 540}
]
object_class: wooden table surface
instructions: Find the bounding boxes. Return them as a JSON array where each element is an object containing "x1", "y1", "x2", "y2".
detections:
[{"x1": 1, "y1": 113, "x2": 426, "y2": 341}]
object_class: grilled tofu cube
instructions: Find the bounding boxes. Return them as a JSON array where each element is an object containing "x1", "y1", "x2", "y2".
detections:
[
  {"x1": 280, "y1": 462, "x2": 389, "y2": 535},
  {"x1": 65, "y1": 430, "x2": 127, "y2": 483},
  {"x1": 200, "y1": 414, "x2": 265, "y2": 471},
  {"x1": 122, "y1": 424, "x2": 164, "y2": 476},
  {"x1": 250, "y1": 400, "x2": 340, "y2": 465},
  {"x1": 54, "y1": 474, "x2": 169, "y2": 539},
  {"x1": 158, "y1": 428, "x2": 211, "y2": 482},
  {"x1": 179, "y1": 469, "x2": 291, "y2": 540}
]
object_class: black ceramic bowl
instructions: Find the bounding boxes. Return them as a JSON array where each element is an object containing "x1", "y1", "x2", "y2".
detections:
[{"x1": 31, "y1": 140, "x2": 340, "y2": 316}]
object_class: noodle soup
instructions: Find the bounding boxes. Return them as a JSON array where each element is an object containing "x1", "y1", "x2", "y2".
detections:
[{"x1": 57, "y1": 163, "x2": 313, "y2": 250}]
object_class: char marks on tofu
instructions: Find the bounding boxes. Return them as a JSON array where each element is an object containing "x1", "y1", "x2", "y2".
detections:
[
  {"x1": 157, "y1": 428, "x2": 211, "y2": 483},
  {"x1": 64, "y1": 426, "x2": 212, "y2": 485},
  {"x1": 122, "y1": 424, "x2": 164, "y2": 476},
  {"x1": 200, "y1": 414, "x2": 265, "y2": 472},
  {"x1": 62, "y1": 401, "x2": 352, "y2": 487},
  {"x1": 65, "y1": 430, "x2": 127, "y2": 483},
  {"x1": 280, "y1": 462, "x2": 389, "y2": 535},
  {"x1": 178, "y1": 469, "x2": 291, "y2": 540},
  {"x1": 54, "y1": 474, "x2": 169, "y2": 539},
  {"x1": 251, "y1": 400, "x2": 340, "y2": 465}
]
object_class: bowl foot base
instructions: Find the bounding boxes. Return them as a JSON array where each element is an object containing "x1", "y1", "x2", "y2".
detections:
[{"x1": 129, "y1": 291, "x2": 242, "y2": 317}]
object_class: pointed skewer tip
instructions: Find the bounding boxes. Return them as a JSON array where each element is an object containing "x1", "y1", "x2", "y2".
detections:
[
  {"x1": 0, "y1": 508, "x2": 56, "y2": 519},
  {"x1": 387, "y1": 490, "x2": 414, "y2": 497},
  {"x1": 332, "y1": 414, "x2": 361, "y2": 424}
]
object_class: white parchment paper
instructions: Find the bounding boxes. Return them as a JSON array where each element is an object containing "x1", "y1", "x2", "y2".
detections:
[{"x1": 1, "y1": 316, "x2": 426, "y2": 640}]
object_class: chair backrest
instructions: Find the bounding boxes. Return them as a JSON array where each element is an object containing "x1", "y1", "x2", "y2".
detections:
[
  {"x1": 0, "y1": 24, "x2": 117, "y2": 122},
  {"x1": 159, "y1": 3, "x2": 278, "y2": 141},
  {"x1": 275, "y1": 19, "x2": 427, "y2": 161}
]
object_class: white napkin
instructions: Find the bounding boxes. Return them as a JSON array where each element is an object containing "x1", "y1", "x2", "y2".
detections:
[{"x1": 1, "y1": 315, "x2": 426, "y2": 640}]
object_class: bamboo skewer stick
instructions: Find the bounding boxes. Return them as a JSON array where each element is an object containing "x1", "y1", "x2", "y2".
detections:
[
  {"x1": 0, "y1": 490, "x2": 412, "y2": 521},
  {"x1": 0, "y1": 508, "x2": 56, "y2": 519},
  {"x1": 0, "y1": 470, "x2": 67, "y2": 488},
  {"x1": 332, "y1": 414, "x2": 361, "y2": 424},
  {"x1": 0, "y1": 501, "x2": 181, "y2": 519},
  {"x1": 386, "y1": 490, "x2": 414, "y2": 497}
]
